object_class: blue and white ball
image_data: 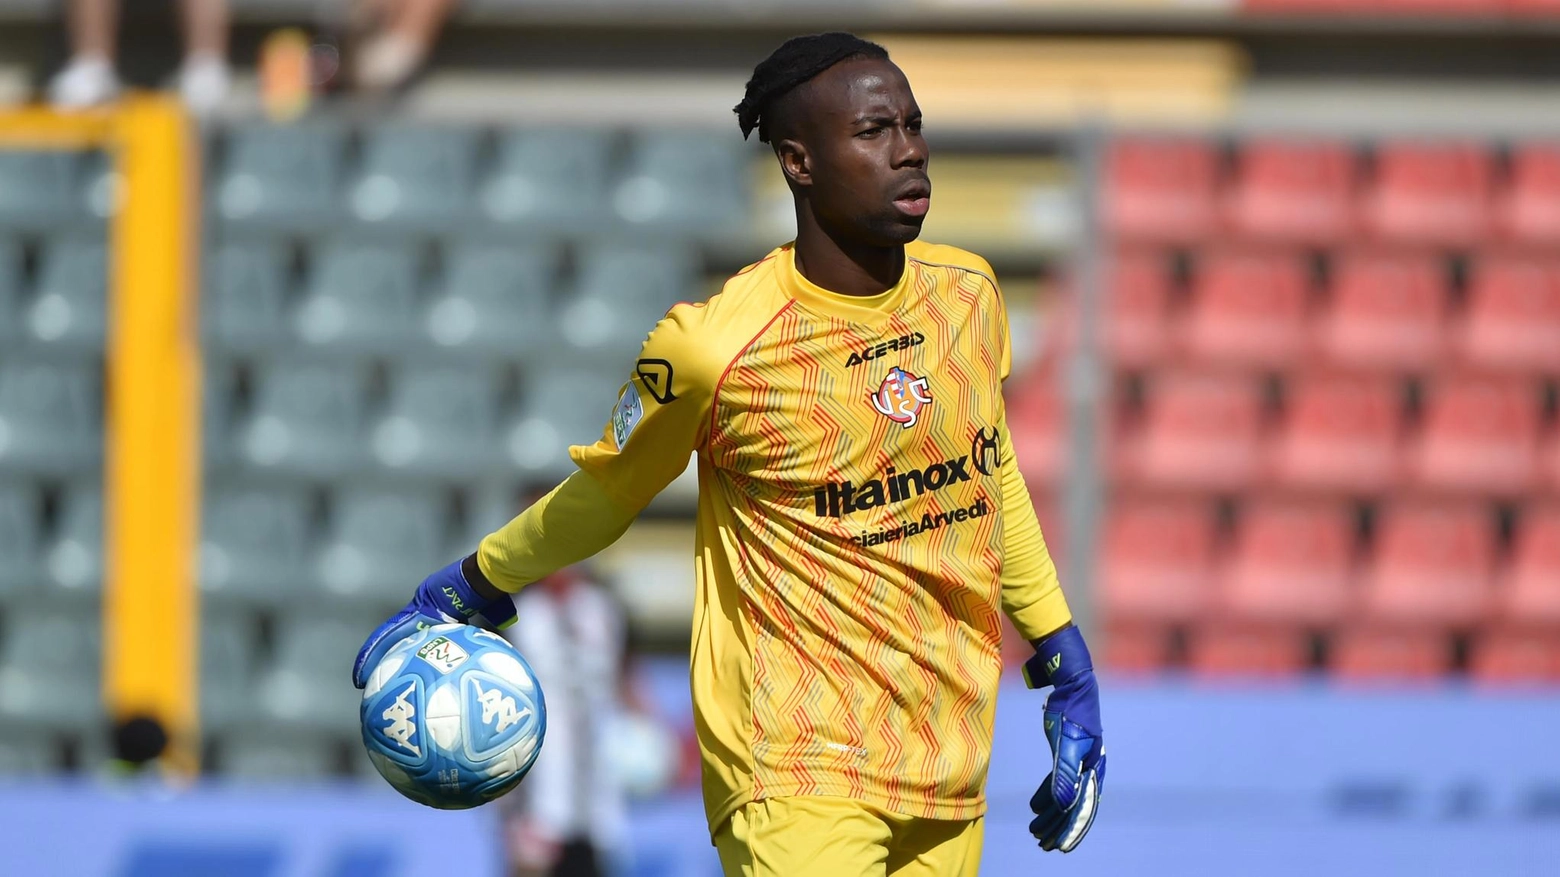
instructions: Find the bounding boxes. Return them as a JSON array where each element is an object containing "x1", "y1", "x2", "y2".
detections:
[{"x1": 360, "y1": 623, "x2": 546, "y2": 809}]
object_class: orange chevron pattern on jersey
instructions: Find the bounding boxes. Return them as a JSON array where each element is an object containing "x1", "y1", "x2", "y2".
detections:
[{"x1": 698, "y1": 242, "x2": 1012, "y2": 824}]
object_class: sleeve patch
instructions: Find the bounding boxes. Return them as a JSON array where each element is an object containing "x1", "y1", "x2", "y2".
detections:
[{"x1": 610, "y1": 384, "x2": 644, "y2": 450}]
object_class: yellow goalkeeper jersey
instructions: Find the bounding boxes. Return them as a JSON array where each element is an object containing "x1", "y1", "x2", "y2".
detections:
[{"x1": 563, "y1": 240, "x2": 1069, "y2": 831}]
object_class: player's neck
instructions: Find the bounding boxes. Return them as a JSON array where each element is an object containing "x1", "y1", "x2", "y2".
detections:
[{"x1": 793, "y1": 216, "x2": 904, "y2": 298}]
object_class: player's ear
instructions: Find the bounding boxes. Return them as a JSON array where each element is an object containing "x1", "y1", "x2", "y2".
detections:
[{"x1": 775, "y1": 139, "x2": 811, "y2": 189}]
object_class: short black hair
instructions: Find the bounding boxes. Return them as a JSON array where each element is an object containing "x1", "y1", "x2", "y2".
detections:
[{"x1": 734, "y1": 32, "x2": 890, "y2": 144}]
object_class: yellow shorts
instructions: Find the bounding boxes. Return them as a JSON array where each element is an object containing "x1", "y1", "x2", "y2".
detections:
[{"x1": 714, "y1": 796, "x2": 984, "y2": 877}]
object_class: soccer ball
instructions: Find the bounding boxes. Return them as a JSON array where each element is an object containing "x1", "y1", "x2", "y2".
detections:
[{"x1": 360, "y1": 623, "x2": 546, "y2": 809}]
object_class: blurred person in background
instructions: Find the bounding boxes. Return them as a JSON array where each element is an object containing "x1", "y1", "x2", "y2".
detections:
[
  {"x1": 50, "y1": 0, "x2": 231, "y2": 114},
  {"x1": 351, "y1": 0, "x2": 457, "y2": 93}
]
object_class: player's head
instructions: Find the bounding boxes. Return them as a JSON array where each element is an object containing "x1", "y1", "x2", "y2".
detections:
[{"x1": 734, "y1": 33, "x2": 930, "y2": 248}]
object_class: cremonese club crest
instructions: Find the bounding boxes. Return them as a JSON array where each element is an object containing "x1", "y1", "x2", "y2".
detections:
[{"x1": 869, "y1": 366, "x2": 933, "y2": 428}]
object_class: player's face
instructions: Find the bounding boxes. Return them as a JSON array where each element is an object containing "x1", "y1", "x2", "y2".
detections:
[{"x1": 799, "y1": 59, "x2": 930, "y2": 247}]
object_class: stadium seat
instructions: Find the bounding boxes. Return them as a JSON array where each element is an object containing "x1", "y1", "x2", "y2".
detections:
[
  {"x1": 293, "y1": 241, "x2": 421, "y2": 351},
  {"x1": 371, "y1": 365, "x2": 503, "y2": 474},
  {"x1": 0, "y1": 150, "x2": 85, "y2": 227},
  {"x1": 202, "y1": 241, "x2": 293, "y2": 353},
  {"x1": 1361, "y1": 141, "x2": 1494, "y2": 244},
  {"x1": 1099, "y1": 497, "x2": 1218, "y2": 624},
  {"x1": 1456, "y1": 254, "x2": 1560, "y2": 374},
  {"x1": 0, "y1": 358, "x2": 103, "y2": 473},
  {"x1": 1225, "y1": 138, "x2": 1357, "y2": 243},
  {"x1": 202, "y1": 362, "x2": 237, "y2": 471},
  {"x1": 349, "y1": 125, "x2": 479, "y2": 225},
  {"x1": 1101, "y1": 620, "x2": 1175, "y2": 673},
  {"x1": 482, "y1": 128, "x2": 614, "y2": 227},
  {"x1": 1125, "y1": 371, "x2": 1266, "y2": 490},
  {"x1": 1188, "y1": 624, "x2": 1312, "y2": 676},
  {"x1": 25, "y1": 236, "x2": 106, "y2": 349},
  {"x1": 1182, "y1": 250, "x2": 1310, "y2": 367},
  {"x1": 1316, "y1": 251, "x2": 1448, "y2": 371},
  {"x1": 1103, "y1": 250, "x2": 1175, "y2": 367},
  {"x1": 0, "y1": 604, "x2": 102, "y2": 728},
  {"x1": 506, "y1": 367, "x2": 626, "y2": 480},
  {"x1": 1220, "y1": 498, "x2": 1356, "y2": 624},
  {"x1": 424, "y1": 243, "x2": 556, "y2": 355},
  {"x1": 1470, "y1": 628, "x2": 1560, "y2": 683},
  {"x1": 554, "y1": 244, "x2": 695, "y2": 360},
  {"x1": 256, "y1": 615, "x2": 373, "y2": 733},
  {"x1": 1496, "y1": 505, "x2": 1560, "y2": 625},
  {"x1": 1006, "y1": 375, "x2": 1065, "y2": 489},
  {"x1": 237, "y1": 360, "x2": 371, "y2": 475},
  {"x1": 0, "y1": 483, "x2": 41, "y2": 594},
  {"x1": 200, "y1": 610, "x2": 261, "y2": 732},
  {"x1": 454, "y1": 484, "x2": 525, "y2": 556},
  {"x1": 0, "y1": 240, "x2": 21, "y2": 344},
  {"x1": 220, "y1": 728, "x2": 341, "y2": 780},
  {"x1": 1360, "y1": 502, "x2": 1495, "y2": 625},
  {"x1": 1269, "y1": 373, "x2": 1403, "y2": 492},
  {"x1": 1497, "y1": 142, "x2": 1560, "y2": 243},
  {"x1": 1409, "y1": 375, "x2": 1541, "y2": 495},
  {"x1": 1332, "y1": 626, "x2": 1451, "y2": 680},
  {"x1": 0, "y1": 728, "x2": 57, "y2": 774},
  {"x1": 1102, "y1": 138, "x2": 1219, "y2": 242},
  {"x1": 614, "y1": 131, "x2": 747, "y2": 230},
  {"x1": 198, "y1": 484, "x2": 316, "y2": 605},
  {"x1": 314, "y1": 487, "x2": 449, "y2": 603},
  {"x1": 214, "y1": 123, "x2": 346, "y2": 225},
  {"x1": 43, "y1": 484, "x2": 100, "y2": 595}
]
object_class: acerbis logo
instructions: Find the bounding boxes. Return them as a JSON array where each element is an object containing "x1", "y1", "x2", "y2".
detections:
[
  {"x1": 814, "y1": 454, "x2": 974, "y2": 518},
  {"x1": 845, "y1": 332, "x2": 925, "y2": 368},
  {"x1": 869, "y1": 367, "x2": 932, "y2": 428},
  {"x1": 971, "y1": 427, "x2": 1001, "y2": 476}
]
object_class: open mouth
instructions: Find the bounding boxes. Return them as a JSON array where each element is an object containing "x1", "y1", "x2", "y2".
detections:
[{"x1": 893, "y1": 180, "x2": 931, "y2": 218}]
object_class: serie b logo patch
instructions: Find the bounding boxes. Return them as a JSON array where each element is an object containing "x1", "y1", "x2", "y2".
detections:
[{"x1": 869, "y1": 367, "x2": 933, "y2": 428}]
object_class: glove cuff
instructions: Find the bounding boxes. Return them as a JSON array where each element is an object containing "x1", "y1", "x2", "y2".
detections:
[
  {"x1": 421, "y1": 556, "x2": 490, "y2": 621},
  {"x1": 1023, "y1": 624, "x2": 1095, "y2": 691}
]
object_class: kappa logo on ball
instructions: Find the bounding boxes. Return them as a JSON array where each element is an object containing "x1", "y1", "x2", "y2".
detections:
[
  {"x1": 474, "y1": 680, "x2": 529, "y2": 733},
  {"x1": 869, "y1": 367, "x2": 933, "y2": 428},
  {"x1": 415, "y1": 636, "x2": 470, "y2": 675},
  {"x1": 381, "y1": 682, "x2": 421, "y2": 757}
]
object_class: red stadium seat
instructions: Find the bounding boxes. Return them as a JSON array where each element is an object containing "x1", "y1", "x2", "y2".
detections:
[
  {"x1": 1103, "y1": 138, "x2": 1219, "y2": 243},
  {"x1": 1220, "y1": 499, "x2": 1356, "y2": 624},
  {"x1": 1100, "y1": 497, "x2": 1218, "y2": 624},
  {"x1": 1409, "y1": 376, "x2": 1542, "y2": 495},
  {"x1": 1315, "y1": 251, "x2": 1448, "y2": 371},
  {"x1": 1182, "y1": 250, "x2": 1311, "y2": 367},
  {"x1": 1102, "y1": 620, "x2": 1174, "y2": 673},
  {"x1": 1332, "y1": 627, "x2": 1451, "y2": 680},
  {"x1": 1360, "y1": 502, "x2": 1495, "y2": 625},
  {"x1": 1126, "y1": 372, "x2": 1266, "y2": 490},
  {"x1": 1270, "y1": 374, "x2": 1404, "y2": 493},
  {"x1": 1497, "y1": 505, "x2": 1560, "y2": 624},
  {"x1": 1470, "y1": 628, "x2": 1560, "y2": 683},
  {"x1": 1006, "y1": 374, "x2": 1064, "y2": 489},
  {"x1": 1498, "y1": 143, "x2": 1560, "y2": 243},
  {"x1": 1456, "y1": 255, "x2": 1560, "y2": 374},
  {"x1": 1225, "y1": 139, "x2": 1357, "y2": 243},
  {"x1": 1104, "y1": 250, "x2": 1175, "y2": 368},
  {"x1": 1188, "y1": 624, "x2": 1311, "y2": 676},
  {"x1": 1361, "y1": 141, "x2": 1494, "y2": 244}
]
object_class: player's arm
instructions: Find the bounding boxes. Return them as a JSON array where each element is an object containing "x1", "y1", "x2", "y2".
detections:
[{"x1": 352, "y1": 307, "x2": 716, "y2": 688}]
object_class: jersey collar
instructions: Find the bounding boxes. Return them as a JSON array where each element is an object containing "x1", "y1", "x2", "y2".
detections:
[{"x1": 775, "y1": 243, "x2": 915, "y2": 326}]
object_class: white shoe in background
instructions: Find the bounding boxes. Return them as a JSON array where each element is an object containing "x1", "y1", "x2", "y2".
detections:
[
  {"x1": 48, "y1": 56, "x2": 120, "y2": 110},
  {"x1": 178, "y1": 53, "x2": 232, "y2": 117},
  {"x1": 355, "y1": 33, "x2": 424, "y2": 93}
]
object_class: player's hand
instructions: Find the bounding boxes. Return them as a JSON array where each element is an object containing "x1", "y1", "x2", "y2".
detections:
[
  {"x1": 1022, "y1": 624, "x2": 1105, "y2": 853},
  {"x1": 351, "y1": 555, "x2": 517, "y2": 689}
]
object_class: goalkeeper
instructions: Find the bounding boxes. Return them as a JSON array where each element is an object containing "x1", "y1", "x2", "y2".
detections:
[{"x1": 354, "y1": 32, "x2": 1104, "y2": 875}]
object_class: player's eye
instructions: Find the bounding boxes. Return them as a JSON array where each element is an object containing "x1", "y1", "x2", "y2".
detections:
[{"x1": 857, "y1": 126, "x2": 884, "y2": 138}]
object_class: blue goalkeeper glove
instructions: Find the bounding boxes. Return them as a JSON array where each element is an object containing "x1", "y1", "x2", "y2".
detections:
[
  {"x1": 1022, "y1": 623, "x2": 1106, "y2": 853},
  {"x1": 351, "y1": 555, "x2": 517, "y2": 689}
]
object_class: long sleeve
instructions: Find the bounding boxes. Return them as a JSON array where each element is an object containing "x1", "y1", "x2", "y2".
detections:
[
  {"x1": 998, "y1": 424, "x2": 1074, "y2": 640},
  {"x1": 476, "y1": 470, "x2": 639, "y2": 593}
]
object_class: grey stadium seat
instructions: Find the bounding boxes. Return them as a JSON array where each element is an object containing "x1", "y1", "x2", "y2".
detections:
[
  {"x1": 553, "y1": 243, "x2": 694, "y2": 359},
  {"x1": 293, "y1": 241, "x2": 420, "y2": 351},
  {"x1": 214, "y1": 123, "x2": 346, "y2": 225},
  {"x1": 424, "y1": 243, "x2": 554, "y2": 355},
  {"x1": 505, "y1": 367, "x2": 623, "y2": 480},
  {"x1": 0, "y1": 358, "x2": 102, "y2": 473},
  {"x1": 0, "y1": 727, "x2": 58, "y2": 774},
  {"x1": 371, "y1": 365, "x2": 502, "y2": 475},
  {"x1": 350, "y1": 125, "x2": 479, "y2": 225},
  {"x1": 221, "y1": 727, "x2": 341, "y2": 780},
  {"x1": 614, "y1": 130, "x2": 747, "y2": 230},
  {"x1": 203, "y1": 361, "x2": 238, "y2": 471},
  {"x1": 200, "y1": 610, "x2": 260, "y2": 732},
  {"x1": 0, "y1": 603, "x2": 102, "y2": 729},
  {"x1": 314, "y1": 486, "x2": 448, "y2": 602},
  {"x1": 0, "y1": 240, "x2": 21, "y2": 344},
  {"x1": 237, "y1": 360, "x2": 370, "y2": 475},
  {"x1": 0, "y1": 150, "x2": 84, "y2": 227},
  {"x1": 25, "y1": 237, "x2": 107, "y2": 349},
  {"x1": 198, "y1": 484, "x2": 315, "y2": 605},
  {"x1": 43, "y1": 484, "x2": 101, "y2": 595},
  {"x1": 0, "y1": 483, "x2": 43, "y2": 595},
  {"x1": 255, "y1": 615, "x2": 370, "y2": 733},
  {"x1": 202, "y1": 241, "x2": 293, "y2": 352},
  {"x1": 481, "y1": 128, "x2": 614, "y2": 228}
]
